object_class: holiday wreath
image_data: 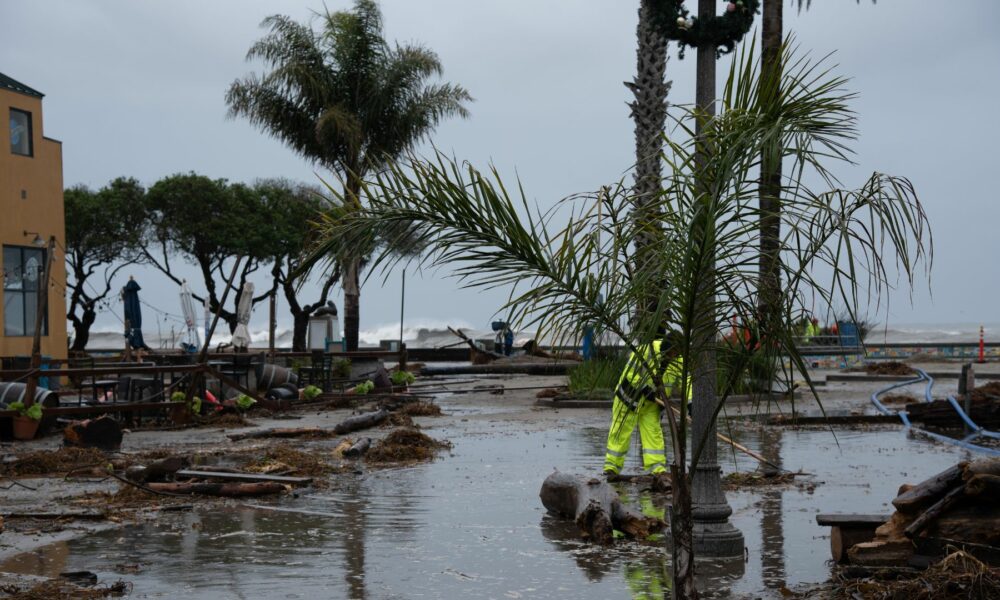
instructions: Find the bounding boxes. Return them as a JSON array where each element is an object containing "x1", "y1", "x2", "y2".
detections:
[{"x1": 650, "y1": 0, "x2": 761, "y2": 58}]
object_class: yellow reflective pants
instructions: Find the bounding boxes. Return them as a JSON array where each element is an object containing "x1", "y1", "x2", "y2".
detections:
[{"x1": 604, "y1": 397, "x2": 667, "y2": 475}]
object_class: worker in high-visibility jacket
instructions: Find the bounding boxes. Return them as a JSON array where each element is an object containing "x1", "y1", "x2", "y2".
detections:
[{"x1": 603, "y1": 336, "x2": 689, "y2": 482}]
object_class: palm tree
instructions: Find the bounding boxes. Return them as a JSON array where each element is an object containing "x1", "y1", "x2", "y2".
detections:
[
  {"x1": 226, "y1": 0, "x2": 471, "y2": 350},
  {"x1": 627, "y1": 0, "x2": 671, "y2": 292},
  {"x1": 311, "y1": 44, "x2": 930, "y2": 599}
]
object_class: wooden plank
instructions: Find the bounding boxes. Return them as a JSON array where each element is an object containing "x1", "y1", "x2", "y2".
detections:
[
  {"x1": 0, "y1": 401, "x2": 185, "y2": 418},
  {"x1": 175, "y1": 470, "x2": 312, "y2": 485},
  {"x1": 816, "y1": 513, "x2": 891, "y2": 527}
]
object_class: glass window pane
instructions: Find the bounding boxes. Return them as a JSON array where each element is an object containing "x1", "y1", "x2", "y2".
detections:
[
  {"x1": 4, "y1": 291, "x2": 24, "y2": 336},
  {"x1": 23, "y1": 253, "x2": 42, "y2": 291},
  {"x1": 9, "y1": 109, "x2": 32, "y2": 156},
  {"x1": 3, "y1": 247, "x2": 22, "y2": 291},
  {"x1": 23, "y1": 291, "x2": 37, "y2": 336}
]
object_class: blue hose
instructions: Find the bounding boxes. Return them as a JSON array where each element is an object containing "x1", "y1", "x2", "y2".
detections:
[{"x1": 870, "y1": 368, "x2": 1000, "y2": 456}]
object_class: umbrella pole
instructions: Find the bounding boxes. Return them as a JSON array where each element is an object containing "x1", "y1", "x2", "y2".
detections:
[
  {"x1": 24, "y1": 236, "x2": 56, "y2": 408},
  {"x1": 186, "y1": 257, "x2": 243, "y2": 403}
]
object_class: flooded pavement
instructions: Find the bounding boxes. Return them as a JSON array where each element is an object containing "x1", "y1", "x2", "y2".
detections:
[{"x1": 0, "y1": 374, "x2": 977, "y2": 599}]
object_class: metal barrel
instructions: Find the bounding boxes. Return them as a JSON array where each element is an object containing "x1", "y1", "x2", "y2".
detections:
[
  {"x1": 0, "y1": 382, "x2": 56, "y2": 408},
  {"x1": 257, "y1": 364, "x2": 298, "y2": 392}
]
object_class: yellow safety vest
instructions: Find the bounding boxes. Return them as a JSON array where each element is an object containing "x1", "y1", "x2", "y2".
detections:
[{"x1": 615, "y1": 340, "x2": 690, "y2": 410}]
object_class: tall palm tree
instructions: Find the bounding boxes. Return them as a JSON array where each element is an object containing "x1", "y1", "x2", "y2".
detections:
[
  {"x1": 312, "y1": 44, "x2": 930, "y2": 599},
  {"x1": 226, "y1": 0, "x2": 471, "y2": 350},
  {"x1": 627, "y1": 0, "x2": 671, "y2": 294},
  {"x1": 760, "y1": 0, "x2": 877, "y2": 340}
]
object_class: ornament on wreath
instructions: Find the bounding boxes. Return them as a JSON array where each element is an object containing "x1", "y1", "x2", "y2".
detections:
[{"x1": 651, "y1": 0, "x2": 760, "y2": 59}]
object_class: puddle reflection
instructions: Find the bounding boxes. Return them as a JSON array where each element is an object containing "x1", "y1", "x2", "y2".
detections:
[{"x1": 2, "y1": 422, "x2": 968, "y2": 599}]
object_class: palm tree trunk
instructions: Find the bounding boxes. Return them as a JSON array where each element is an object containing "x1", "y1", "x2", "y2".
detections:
[
  {"x1": 671, "y1": 464, "x2": 697, "y2": 600},
  {"x1": 759, "y1": 0, "x2": 783, "y2": 341},
  {"x1": 342, "y1": 257, "x2": 361, "y2": 351},
  {"x1": 628, "y1": 0, "x2": 671, "y2": 299}
]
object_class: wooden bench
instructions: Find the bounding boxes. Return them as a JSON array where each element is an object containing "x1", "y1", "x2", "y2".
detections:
[{"x1": 816, "y1": 513, "x2": 891, "y2": 563}]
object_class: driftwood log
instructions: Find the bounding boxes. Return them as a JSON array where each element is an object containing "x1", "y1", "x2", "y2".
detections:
[
  {"x1": 228, "y1": 427, "x2": 330, "y2": 442},
  {"x1": 539, "y1": 471, "x2": 665, "y2": 545},
  {"x1": 145, "y1": 482, "x2": 285, "y2": 497},
  {"x1": 344, "y1": 437, "x2": 371, "y2": 458},
  {"x1": 891, "y1": 462, "x2": 967, "y2": 514},
  {"x1": 334, "y1": 409, "x2": 389, "y2": 434}
]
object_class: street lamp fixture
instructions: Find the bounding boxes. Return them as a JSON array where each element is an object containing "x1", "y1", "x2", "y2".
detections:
[{"x1": 22, "y1": 231, "x2": 45, "y2": 247}]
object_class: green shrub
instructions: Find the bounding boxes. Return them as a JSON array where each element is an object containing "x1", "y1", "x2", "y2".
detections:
[
  {"x1": 331, "y1": 359, "x2": 351, "y2": 378},
  {"x1": 302, "y1": 385, "x2": 322, "y2": 401},
  {"x1": 7, "y1": 401, "x2": 42, "y2": 421},
  {"x1": 353, "y1": 380, "x2": 375, "y2": 395},
  {"x1": 567, "y1": 354, "x2": 627, "y2": 397},
  {"x1": 236, "y1": 394, "x2": 257, "y2": 410},
  {"x1": 390, "y1": 370, "x2": 415, "y2": 386}
]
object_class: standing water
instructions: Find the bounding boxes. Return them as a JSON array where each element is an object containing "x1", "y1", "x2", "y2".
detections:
[{"x1": 1, "y1": 407, "x2": 969, "y2": 598}]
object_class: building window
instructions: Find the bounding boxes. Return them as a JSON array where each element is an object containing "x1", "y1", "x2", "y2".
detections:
[
  {"x1": 3, "y1": 245, "x2": 48, "y2": 337},
  {"x1": 9, "y1": 108, "x2": 32, "y2": 156}
]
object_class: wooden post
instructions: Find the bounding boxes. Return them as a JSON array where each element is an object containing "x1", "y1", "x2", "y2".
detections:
[
  {"x1": 268, "y1": 289, "x2": 277, "y2": 360},
  {"x1": 960, "y1": 363, "x2": 975, "y2": 434},
  {"x1": 23, "y1": 236, "x2": 56, "y2": 408}
]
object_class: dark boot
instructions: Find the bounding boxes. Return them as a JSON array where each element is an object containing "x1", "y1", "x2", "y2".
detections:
[{"x1": 651, "y1": 472, "x2": 671, "y2": 492}]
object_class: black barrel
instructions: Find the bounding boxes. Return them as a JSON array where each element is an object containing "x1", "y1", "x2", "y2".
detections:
[
  {"x1": 0, "y1": 382, "x2": 56, "y2": 408},
  {"x1": 257, "y1": 364, "x2": 298, "y2": 392}
]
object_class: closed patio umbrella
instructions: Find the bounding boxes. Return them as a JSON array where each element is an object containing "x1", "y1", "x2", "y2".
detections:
[
  {"x1": 179, "y1": 281, "x2": 200, "y2": 349},
  {"x1": 231, "y1": 281, "x2": 254, "y2": 350},
  {"x1": 122, "y1": 277, "x2": 149, "y2": 350}
]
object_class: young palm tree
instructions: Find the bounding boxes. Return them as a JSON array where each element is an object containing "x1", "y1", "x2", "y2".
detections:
[
  {"x1": 313, "y1": 45, "x2": 930, "y2": 599},
  {"x1": 226, "y1": 0, "x2": 471, "y2": 350}
]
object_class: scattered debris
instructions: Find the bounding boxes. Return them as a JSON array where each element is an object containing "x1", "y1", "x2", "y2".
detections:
[
  {"x1": 853, "y1": 361, "x2": 915, "y2": 376},
  {"x1": 539, "y1": 471, "x2": 665, "y2": 544},
  {"x1": 832, "y1": 550, "x2": 1000, "y2": 600},
  {"x1": 62, "y1": 416, "x2": 123, "y2": 450},
  {"x1": 848, "y1": 459, "x2": 1000, "y2": 567},
  {"x1": 243, "y1": 444, "x2": 340, "y2": 479},
  {"x1": 723, "y1": 469, "x2": 803, "y2": 489},
  {"x1": 366, "y1": 428, "x2": 451, "y2": 463},
  {"x1": 335, "y1": 409, "x2": 390, "y2": 434},
  {"x1": 2, "y1": 447, "x2": 107, "y2": 477},
  {"x1": 399, "y1": 401, "x2": 442, "y2": 416},
  {"x1": 0, "y1": 578, "x2": 132, "y2": 599},
  {"x1": 535, "y1": 388, "x2": 561, "y2": 399}
]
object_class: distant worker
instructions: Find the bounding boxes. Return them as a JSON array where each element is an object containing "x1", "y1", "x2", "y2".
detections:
[
  {"x1": 804, "y1": 317, "x2": 821, "y2": 341},
  {"x1": 603, "y1": 330, "x2": 689, "y2": 489},
  {"x1": 503, "y1": 326, "x2": 514, "y2": 356}
]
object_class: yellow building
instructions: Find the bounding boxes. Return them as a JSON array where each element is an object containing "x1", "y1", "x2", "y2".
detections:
[{"x1": 0, "y1": 72, "x2": 67, "y2": 361}]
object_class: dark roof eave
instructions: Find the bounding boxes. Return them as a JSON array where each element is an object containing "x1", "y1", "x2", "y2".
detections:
[{"x1": 0, "y1": 72, "x2": 45, "y2": 98}]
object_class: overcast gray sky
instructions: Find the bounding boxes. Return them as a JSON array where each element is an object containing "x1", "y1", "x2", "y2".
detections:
[{"x1": 3, "y1": 0, "x2": 999, "y2": 344}]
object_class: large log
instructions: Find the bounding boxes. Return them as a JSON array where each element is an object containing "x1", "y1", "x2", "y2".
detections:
[
  {"x1": 966, "y1": 473, "x2": 1000, "y2": 497},
  {"x1": 925, "y1": 504, "x2": 1000, "y2": 547},
  {"x1": 904, "y1": 484, "x2": 967, "y2": 539},
  {"x1": 344, "y1": 437, "x2": 371, "y2": 458},
  {"x1": 228, "y1": 427, "x2": 330, "y2": 442},
  {"x1": 334, "y1": 409, "x2": 389, "y2": 434},
  {"x1": 964, "y1": 459, "x2": 1000, "y2": 481},
  {"x1": 891, "y1": 463, "x2": 967, "y2": 515},
  {"x1": 145, "y1": 481, "x2": 286, "y2": 497},
  {"x1": 539, "y1": 471, "x2": 665, "y2": 545}
]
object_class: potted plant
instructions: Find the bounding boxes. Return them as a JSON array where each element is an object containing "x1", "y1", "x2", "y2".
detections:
[
  {"x1": 7, "y1": 401, "x2": 43, "y2": 440},
  {"x1": 390, "y1": 369, "x2": 415, "y2": 391}
]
